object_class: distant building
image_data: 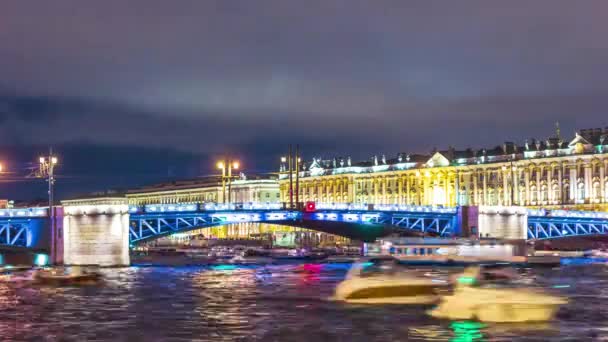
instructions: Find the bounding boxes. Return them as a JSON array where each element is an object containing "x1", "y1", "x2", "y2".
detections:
[
  {"x1": 126, "y1": 174, "x2": 280, "y2": 206},
  {"x1": 280, "y1": 126, "x2": 608, "y2": 211}
]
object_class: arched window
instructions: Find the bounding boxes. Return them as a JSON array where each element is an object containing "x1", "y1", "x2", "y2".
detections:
[{"x1": 593, "y1": 182, "x2": 601, "y2": 200}]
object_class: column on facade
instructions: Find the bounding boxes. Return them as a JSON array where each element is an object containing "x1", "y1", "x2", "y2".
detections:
[
  {"x1": 397, "y1": 177, "x2": 403, "y2": 205},
  {"x1": 405, "y1": 175, "x2": 411, "y2": 205},
  {"x1": 502, "y1": 167, "x2": 509, "y2": 205},
  {"x1": 347, "y1": 178, "x2": 354, "y2": 203},
  {"x1": 482, "y1": 169, "x2": 488, "y2": 206},
  {"x1": 524, "y1": 168, "x2": 531, "y2": 205},
  {"x1": 463, "y1": 172, "x2": 470, "y2": 206},
  {"x1": 557, "y1": 164, "x2": 563, "y2": 205},
  {"x1": 536, "y1": 165, "x2": 542, "y2": 204},
  {"x1": 601, "y1": 160, "x2": 606, "y2": 203},
  {"x1": 454, "y1": 171, "x2": 460, "y2": 206},
  {"x1": 547, "y1": 164, "x2": 554, "y2": 203},
  {"x1": 584, "y1": 163, "x2": 592, "y2": 203},
  {"x1": 472, "y1": 171, "x2": 478, "y2": 205},
  {"x1": 570, "y1": 166, "x2": 577, "y2": 202},
  {"x1": 512, "y1": 168, "x2": 519, "y2": 206}
]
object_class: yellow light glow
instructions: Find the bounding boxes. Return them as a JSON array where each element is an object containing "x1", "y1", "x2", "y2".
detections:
[
  {"x1": 232, "y1": 161, "x2": 239, "y2": 170},
  {"x1": 0, "y1": 163, "x2": 3, "y2": 172},
  {"x1": 415, "y1": 171, "x2": 421, "y2": 177},
  {"x1": 281, "y1": 157, "x2": 287, "y2": 163},
  {"x1": 217, "y1": 161, "x2": 225, "y2": 169},
  {"x1": 51, "y1": 157, "x2": 58, "y2": 164},
  {"x1": 39, "y1": 157, "x2": 46, "y2": 164}
]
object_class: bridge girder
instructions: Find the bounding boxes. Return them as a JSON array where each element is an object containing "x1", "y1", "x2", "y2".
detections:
[
  {"x1": 528, "y1": 218, "x2": 608, "y2": 240},
  {"x1": 0, "y1": 220, "x2": 29, "y2": 247},
  {"x1": 129, "y1": 210, "x2": 457, "y2": 244}
]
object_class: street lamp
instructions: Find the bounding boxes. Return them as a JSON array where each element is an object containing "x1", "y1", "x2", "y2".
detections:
[
  {"x1": 217, "y1": 159, "x2": 240, "y2": 204},
  {"x1": 38, "y1": 148, "x2": 59, "y2": 264}
]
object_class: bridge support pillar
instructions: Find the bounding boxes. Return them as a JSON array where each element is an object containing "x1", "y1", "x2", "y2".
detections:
[
  {"x1": 62, "y1": 198, "x2": 130, "y2": 266},
  {"x1": 477, "y1": 206, "x2": 528, "y2": 240},
  {"x1": 456, "y1": 206, "x2": 479, "y2": 238}
]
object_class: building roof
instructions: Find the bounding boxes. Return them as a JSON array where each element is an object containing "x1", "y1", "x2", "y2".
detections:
[
  {"x1": 127, "y1": 173, "x2": 278, "y2": 194},
  {"x1": 292, "y1": 126, "x2": 608, "y2": 178}
]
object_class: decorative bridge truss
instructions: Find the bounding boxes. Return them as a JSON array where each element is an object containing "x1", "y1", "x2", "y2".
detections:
[
  {"x1": 130, "y1": 208, "x2": 459, "y2": 243},
  {"x1": 129, "y1": 211, "x2": 301, "y2": 242},
  {"x1": 527, "y1": 217, "x2": 608, "y2": 240},
  {"x1": 0, "y1": 220, "x2": 29, "y2": 247},
  {"x1": 311, "y1": 211, "x2": 456, "y2": 237}
]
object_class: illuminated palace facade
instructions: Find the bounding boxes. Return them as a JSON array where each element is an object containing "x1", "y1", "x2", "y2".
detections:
[
  {"x1": 280, "y1": 128, "x2": 608, "y2": 211},
  {"x1": 126, "y1": 175, "x2": 280, "y2": 206}
]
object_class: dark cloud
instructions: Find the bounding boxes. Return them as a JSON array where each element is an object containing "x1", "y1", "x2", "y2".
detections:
[{"x1": 0, "y1": 1, "x2": 607, "y2": 199}]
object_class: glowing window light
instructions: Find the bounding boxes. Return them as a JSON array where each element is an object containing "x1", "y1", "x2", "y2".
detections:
[{"x1": 35, "y1": 254, "x2": 49, "y2": 267}]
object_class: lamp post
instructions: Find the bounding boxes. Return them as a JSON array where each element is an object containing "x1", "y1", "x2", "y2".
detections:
[
  {"x1": 281, "y1": 145, "x2": 300, "y2": 210},
  {"x1": 217, "y1": 159, "x2": 239, "y2": 204},
  {"x1": 38, "y1": 148, "x2": 59, "y2": 262}
]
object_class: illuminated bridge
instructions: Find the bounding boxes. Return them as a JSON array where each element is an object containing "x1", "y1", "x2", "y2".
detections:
[
  {"x1": 3, "y1": 202, "x2": 608, "y2": 265},
  {"x1": 128, "y1": 203, "x2": 459, "y2": 243}
]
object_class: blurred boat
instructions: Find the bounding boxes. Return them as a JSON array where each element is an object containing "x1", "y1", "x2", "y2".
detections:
[
  {"x1": 332, "y1": 257, "x2": 447, "y2": 304},
  {"x1": 366, "y1": 238, "x2": 527, "y2": 266},
  {"x1": 429, "y1": 266, "x2": 567, "y2": 322},
  {"x1": 34, "y1": 267, "x2": 103, "y2": 286},
  {"x1": 0, "y1": 265, "x2": 32, "y2": 273},
  {"x1": 322, "y1": 256, "x2": 360, "y2": 264}
]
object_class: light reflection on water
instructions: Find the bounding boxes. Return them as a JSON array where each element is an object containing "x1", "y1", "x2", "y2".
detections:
[{"x1": 0, "y1": 263, "x2": 605, "y2": 341}]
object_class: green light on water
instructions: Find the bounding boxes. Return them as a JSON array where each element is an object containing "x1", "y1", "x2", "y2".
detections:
[
  {"x1": 450, "y1": 321, "x2": 486, "y2": 342},
  {"x1": 457, "y1": 276, "x2": 475, "y2": 285},
  {"x1": 552, "y1": 284, "x2": 570, "y2": 289},
  {"x1": 212, "y1": 265, "x2": 237, "y2": 271}
]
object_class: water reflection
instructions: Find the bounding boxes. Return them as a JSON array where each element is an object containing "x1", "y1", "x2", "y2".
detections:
[{"x1": 0, "y1": 264, "x2": 602, "y2": 341}]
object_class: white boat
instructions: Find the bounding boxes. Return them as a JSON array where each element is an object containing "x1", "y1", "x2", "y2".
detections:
[
  {"x1": 588, "y1": 249, "x2": 608, "y2": 258},
  {"x1": 365, "y1": 238, "x2": 527, "y2": 265},
  {"x1": 332, "y1": 258, "x2": 447, "y2": 304},
  {"x1": 429, "y1": 266, "x2": 567, "y2": 323}
]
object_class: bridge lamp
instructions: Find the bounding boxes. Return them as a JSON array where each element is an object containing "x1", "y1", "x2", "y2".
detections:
[
  {"x1": 39, "y1": 157, "x2": 46, "y2": 164},
  {"x1": 217, "y1": 161, "x2": 225, "y2": 170},
  {"x1": 0, "y1": 163, "x2": 3, "y2": 173},
  {"x1": 232, "y1": 161, "x2": 239, "y2": 170},
  {"x1": 51, "y1": 157, "x2": 58, "y2": 164},
  {"x1": 281, "y1": 157, "x2": 287, "y2": 163}
]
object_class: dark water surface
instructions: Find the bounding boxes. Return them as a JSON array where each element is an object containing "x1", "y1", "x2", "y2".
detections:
[{"x1": 0, "y1": 263, "x2": 606, "y2": 341}]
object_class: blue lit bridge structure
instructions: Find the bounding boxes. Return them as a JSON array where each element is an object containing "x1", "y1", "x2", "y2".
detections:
[
  {"x1": 0, "y1": 207, "x2": 50, "y2": 249},
  {"x1": 128, "y1": 203, "x2": 460, "y2": 243},
  {"x1": 527, "y1": 209, "x2": 608, "y2": 240},
  {"x1": 3, "y1": 204, "x2": 608, "y2": 249}
]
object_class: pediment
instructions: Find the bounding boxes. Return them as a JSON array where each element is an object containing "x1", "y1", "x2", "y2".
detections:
[
  {"x1": 568, "y1": 134, "x2": 591, "y2": 147},
  {"x1": 426, "y1": 152, "x2": 450, "y2": 167}
]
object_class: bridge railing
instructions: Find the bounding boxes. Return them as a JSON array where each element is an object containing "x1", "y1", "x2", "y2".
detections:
[
  {"x1": 314, "y1": 202, "x2": 457, "y2": 214},
  {"x1": 0, "y1": 207, "x2": 48, "y2": 218},
  {"x1": 528, "y1": 208, "x2": 608, "y2": 219},
  {"x1": 129, "y1": 202, "x2": 458, "y2": 214}
]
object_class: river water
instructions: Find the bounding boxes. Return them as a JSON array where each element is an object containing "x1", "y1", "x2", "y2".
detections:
[{"x1": 0, "y1": 262, "x2": 606, "y2": 341}]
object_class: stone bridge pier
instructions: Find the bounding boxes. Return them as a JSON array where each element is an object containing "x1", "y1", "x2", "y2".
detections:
[{"x1": 61, "y1": 197, "x2": 130, "y2": 266}]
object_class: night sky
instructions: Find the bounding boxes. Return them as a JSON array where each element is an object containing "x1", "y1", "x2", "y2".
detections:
[{"x1": 1, "y1": 1, "x2": 607, "y2": 201}]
